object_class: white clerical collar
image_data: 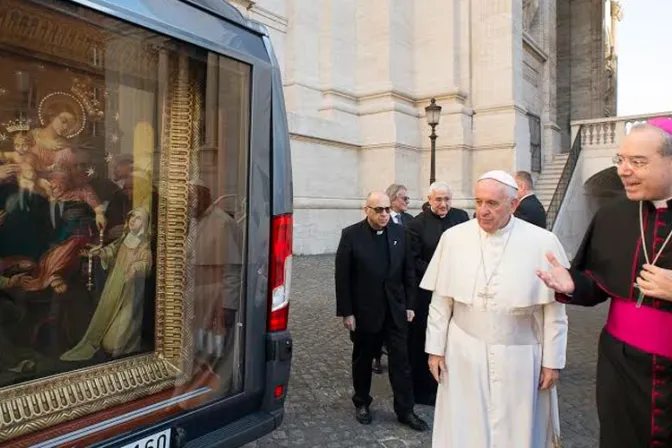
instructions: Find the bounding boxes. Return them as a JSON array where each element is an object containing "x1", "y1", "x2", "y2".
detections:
[
  {"x1": 479, "y1": 215, "x2": 515, "y2": 239},
  {"x1": 652, "y1": 198, "x2": 672, "y2": 209},
  {"x1": 520, "y1": 192, "x2": 534, "y2": 201},
  {"x1": 430, "y1": 207, "x2": 447, "y2": 219}
]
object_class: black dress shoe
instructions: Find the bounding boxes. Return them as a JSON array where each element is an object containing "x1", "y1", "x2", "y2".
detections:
[
  {"x1": 356, "y1": 406, "x2": 372, "y2": 424},
  {"x1": 397, "y1": 412, "x2": 428, "y2": 431},
  {"x1": 372, "y1": 358, "x2": 383, "y2": 374}
]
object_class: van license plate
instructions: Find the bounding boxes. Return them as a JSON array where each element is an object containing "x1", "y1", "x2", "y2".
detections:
[{"x1": 121, "y1": 428, "x2": 171, "y2": 448}]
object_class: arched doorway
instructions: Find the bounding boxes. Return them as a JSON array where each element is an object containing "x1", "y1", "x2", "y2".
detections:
[{"x1": 584, "y1": 166, "x2": 625, "y2": 214}]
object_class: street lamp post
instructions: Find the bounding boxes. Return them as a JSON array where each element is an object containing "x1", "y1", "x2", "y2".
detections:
[{"x1": 425, "y1": 98, "x2": 442, "y2": 185}]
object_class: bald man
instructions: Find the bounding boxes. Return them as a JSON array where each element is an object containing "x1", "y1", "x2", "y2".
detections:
[{"x1": 335, "y1": 192, "x2": 428, "y2": 431}]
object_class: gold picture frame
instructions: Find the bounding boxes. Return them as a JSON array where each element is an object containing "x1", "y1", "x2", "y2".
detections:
[{"x1": 0, "y1": 1, "x2": 203, "y2": 440}]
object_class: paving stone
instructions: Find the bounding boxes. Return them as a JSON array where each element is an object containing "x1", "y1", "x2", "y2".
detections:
[{"x1": 245, "y1": 255, "x2": 606, "y2": 447}]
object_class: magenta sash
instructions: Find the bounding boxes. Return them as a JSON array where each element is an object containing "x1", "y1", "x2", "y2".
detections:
[{"x1": 605, "y1": 297, "x2": 672, "y2": 359}]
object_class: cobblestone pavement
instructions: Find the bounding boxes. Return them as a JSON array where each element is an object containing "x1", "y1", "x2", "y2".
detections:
[{"x1": 245, "y1": 255, "x2": 607, "y2": 448}]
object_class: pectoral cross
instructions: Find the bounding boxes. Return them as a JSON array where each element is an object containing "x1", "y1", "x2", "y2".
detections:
[
  {"x1": 633, "y1": 282, "x2": 645, "y2": 308},
  {"x1": 477, "y1": 286, "x2": 494, "y2": 305}
]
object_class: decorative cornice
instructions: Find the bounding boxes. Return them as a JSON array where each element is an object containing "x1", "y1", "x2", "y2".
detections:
[
  {"x1": 289, "y1": 132, "x2": 473, "y2": 153},
  {"x1": 293, "y1": 196, "x2": 474, "y2": 210},
  {"x1": 290, "y1": 132, "x2": 360, "y2": 151},
  {"x1": 544, "y1": 122, "x2": 561, "y2": 132},
  {"x1": 228, "y1": 0, "x2": 287, "y2": 32},
  {"x1": 474, "y1": 103, "x2": 528, "y2": 116},
  {"x1": 229, "y1": 0, "x2": 255, "y2": 10},
  {"x1": 472, "y1": 143, "x2": 516, "y2": 151},
  {"x1": 318, "y1": 84, "x2": 468, "y2": 108},
  {"x1": 523, "y1": 32, "x2": 548, "y2": 62}
]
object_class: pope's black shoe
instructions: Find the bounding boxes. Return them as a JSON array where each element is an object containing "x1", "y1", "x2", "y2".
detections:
[
  {"x1": 355, "y1": 406, "x2": 372, "y2": 424},
  {"x1": 397, "y1": 412, "x2": 428, "y2": 431}
]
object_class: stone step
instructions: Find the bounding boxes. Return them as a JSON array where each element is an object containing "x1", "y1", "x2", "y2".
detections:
[
  {"x1": 537, "y1": 177, "x2": 561, "y2": 183},
  {"x1": 537, "y1": 174, "x2": 563, "y2": 181},
  {"x1": 543, "y1": 163, "x2": 567, "y2": 170},
  {"x1": 536, "y1": 178, "x2": 562, "y2": 186},
  {"x1": 533, "y1": 154, "x2": 570, "y2": 210}
]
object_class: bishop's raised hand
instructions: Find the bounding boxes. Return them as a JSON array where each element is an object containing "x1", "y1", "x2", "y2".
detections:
[{"x1": 536, "y1": 252, "x2": 575, "y2": 295}]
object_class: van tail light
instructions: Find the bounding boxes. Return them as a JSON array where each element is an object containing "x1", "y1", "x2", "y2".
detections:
[{"x1": 268, "y1": 214, "x2": 293, "y2": 332}]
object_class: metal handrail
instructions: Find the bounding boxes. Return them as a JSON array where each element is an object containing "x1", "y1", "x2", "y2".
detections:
[{"x1": 547, "y1": 125, "x2": 583, "y2": 230}]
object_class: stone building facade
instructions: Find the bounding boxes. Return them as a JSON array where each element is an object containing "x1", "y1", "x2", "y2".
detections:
[{"x1": 230, "y1": 0, "x2": 619, "y2": 254}]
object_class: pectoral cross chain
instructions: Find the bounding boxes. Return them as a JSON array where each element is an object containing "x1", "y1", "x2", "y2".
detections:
[{"x1": 477, "y1": 286, "x2": 494, "y2": 302}]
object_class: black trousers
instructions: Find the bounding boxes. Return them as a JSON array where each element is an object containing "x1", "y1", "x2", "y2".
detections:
[
  {"x1": 350, "y1": 315, "x2": 414, "y2": 416},
  {"x1": 596, "y1": 328, "x2": 672, "y2": 447},
  {"x1": 407, "y1": 296, "x2": 437, "y2": 405}
]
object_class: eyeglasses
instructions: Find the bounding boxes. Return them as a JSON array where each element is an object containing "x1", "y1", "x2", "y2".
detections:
[
  {"x1": 400, "y1": 196, "x2": 410, "y2": 202},
  {"x1": 367, "y1": 206, "x2": 391, "y2": 214},
  {"x1": 612, "y1": 155, "x2": 650, "y2": 169}
]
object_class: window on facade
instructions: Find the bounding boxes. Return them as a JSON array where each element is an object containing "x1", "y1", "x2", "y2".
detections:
[
  {"x1": 528, "y1": 113, "x2": 542, "y2": 173},
  {"x1": 0, "y1": 0, "x2": 249, "y2": 440}
]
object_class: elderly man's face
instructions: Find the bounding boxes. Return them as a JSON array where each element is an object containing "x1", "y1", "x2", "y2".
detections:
[
  {"x1": 365, "y1": 194, "x2": 391, "y2": 230},
  {"x1": 475, "y1": 180, "x2": 518, "y2": 233},
  {"x1": 391, "y1": 188, "x2": 409, "y2": 212},
  {"x1": 616, "y1": 127, "x2": 672, "y2": 201},
  {"x1": 429, "y1": 188, "x2": 451, "y2": 217}
]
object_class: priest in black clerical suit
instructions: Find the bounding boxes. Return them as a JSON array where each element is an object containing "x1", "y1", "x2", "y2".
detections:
[
  {"x1": 335, "y1": 191, "x2": 427, "y2": 431},
  {"x1": 514, "y1": 171, "x2": 547, "y2": 229},
  {"x1": 538, "y1": 118, "x2": 672, "y2": 448},
  {"x1": 371, "y1": 183, "x2": 413, "y2": 374},
  {"x1": 406, "y1": 181, "x2": 469, "y2": 405}
]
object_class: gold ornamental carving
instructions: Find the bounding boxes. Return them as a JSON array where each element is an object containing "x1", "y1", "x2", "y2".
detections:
[{"x1": 0, "y1": 0, "x2": 158, "y2": 79}]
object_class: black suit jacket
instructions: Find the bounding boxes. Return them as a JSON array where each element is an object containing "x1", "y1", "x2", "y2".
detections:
[
  {"x1": 514, "y1": 194, "x2": 547, "y2": 229},
  {"x1": 335, "y1": 220, "x2": 416, "y2": 333}
]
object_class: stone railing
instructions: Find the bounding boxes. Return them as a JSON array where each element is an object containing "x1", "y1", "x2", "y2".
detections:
[{"x1": 571, "y1": 111, "x2": 672, "y2": 150}]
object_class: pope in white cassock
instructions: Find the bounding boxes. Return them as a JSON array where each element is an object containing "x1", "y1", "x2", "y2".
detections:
[{"x1": 421, "y1": 170, "x2": 569, "y2": 448}]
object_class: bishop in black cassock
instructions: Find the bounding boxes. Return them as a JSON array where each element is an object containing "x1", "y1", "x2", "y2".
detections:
[
  {"x1": 539, "y1": 117, "x2": 672, "y2": 448},
  {"x1": 406, "y1": 183, "x2": 469, "y2": 405}
]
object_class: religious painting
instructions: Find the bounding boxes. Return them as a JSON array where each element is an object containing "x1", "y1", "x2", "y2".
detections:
[{"x1": 0, "y1": 0, "x2": 249, "y2": 443}]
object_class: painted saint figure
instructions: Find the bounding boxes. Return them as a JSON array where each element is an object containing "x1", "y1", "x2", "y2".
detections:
[{"x1": 60, "y1": 207, "x2": 152, "y2": 361}]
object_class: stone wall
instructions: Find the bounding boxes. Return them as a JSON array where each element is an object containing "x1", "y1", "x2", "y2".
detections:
[{"x1": 230, "y1": 0, "x2": 576, "y2": 254}]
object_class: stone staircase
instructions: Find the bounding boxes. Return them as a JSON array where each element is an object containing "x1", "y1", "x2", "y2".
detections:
[{"x1": 535, "y1": 153, "x2": 569, "y2": 210}]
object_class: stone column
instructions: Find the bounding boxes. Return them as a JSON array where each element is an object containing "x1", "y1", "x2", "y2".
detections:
[
  {"x1": 414, "y1": 0, "x2": 472, "y2": 199},
  {"x1": 470, "y1": 0, "x2": 527, "y2": 176},
  {"x1": 283, "y1": 0, "x2": 322, "y2": 114},
  {"x1": 318, "y1": 0, "x2": 357, "y2": 129},
  {"x1": 541, "y1": 0, "x2": 562, "y2": 163},
  {"x1": 556, "y1": 0, "x2": 572, "y2": 151},
  {"x1": 569, "y1": 0, "x2": 606, "y2": 120},
  {"x1": 356, "y1": 0, "x2": 418, "y2": 197}
]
